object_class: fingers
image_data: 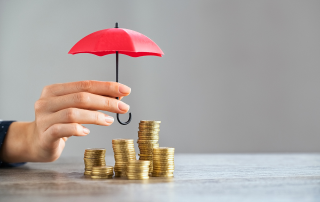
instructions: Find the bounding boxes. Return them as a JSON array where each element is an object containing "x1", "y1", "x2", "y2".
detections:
[
  {"x1": 45, "y1": 123, "x2": 90, "y2": 143},
  {"x1": 40, "y1": 80, "x2": 131, "y2": 98},
  {"x1": 42, "y1": 92, "x2": 130, "y2": 114},
  {"x1": 43, "y1": 108, "x2": 114, "y2": 130}
]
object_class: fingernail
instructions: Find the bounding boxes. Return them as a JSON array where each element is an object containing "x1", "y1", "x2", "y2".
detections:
[
  {"x1": 119, "y1": 84, "x2": 131, "y2": 94},
  {"x1": 105, "y1": 115, "x2": 114, "y2": 123},
  {"x1": 118, "y1": 101, "x2": 130, "y2": 112},
  {"x1": 83, "y1": 127, "x2": 90, "y2": 135}
]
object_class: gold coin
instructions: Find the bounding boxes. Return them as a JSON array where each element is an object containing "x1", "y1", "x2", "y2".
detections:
[
  {"x1": 153, "y1": 154, "x2": 174, "y2": 157},
  {"x1": 138, "y1": 158, "x2": 153, "y2": 162},
  {"x1": 152, "y1": 153, "x2": 174, "y2": 159},
  {"x1": 91, "y1": 170, "x2": 113, "y2": 173},
  {"x1": 137, "y1": 140, "x2": 158, "y2": 144},
  {"x1": 139, "y1": 123, "x2": 160, "y2": 127},
  {"x1": 139, "y1": 124, "x2": 161, "y2": 127},
  {"x1": 127, "y1": 169, "x2": 150, "y2": 173},
  {"x1": 114, "y1": 158, "x2": 136, "y2": 161},
  {"x1": 138, "y1": 135, "x2": 159, "y2": 138},
  {"x1": 152, "y1": 171, "x2": 174, "y2": 174},
  {"x1": 138, "y1": 142, "x2": 159, "y2": 146},
  {"x1": 91, "y1": 175, "x2": 113, "y2": 179},
  {"x1": 84, "y1": 152, "x2": 105, "y2": 155},
  {"x1": 139, "y1": 127, "x2": 160, "y2": 131},
  {"x1": 112, "y1": 148, "x2": 135, "y2": 151},
  {"x1": 112, "y1": 145, "x2": 135, "y2": 148},
  {"x1": 126, "y1": 173, "x2": 150, "y2": 177},
  {"x1": 152, "y1": 156, "x2": 174, "y2": 158},
  {"x1": 114, "y1": 155, "x2": 136, "y2": 157},
  {"x1": 85, "y1": 148, "x2": 106, "y2": 151},
  {"x1": 140, "y1": 120, "x2": 161, "y2": 123},
  {"x1": 138, "y1": 137, "x2": 159, "y2": 141},
  {"x1": 126, "y1": 164, "x2": 150, "y2": 167},
  {"x1": 91, "y1": 171, "x2": 113, "y2": 175},
  {"x1": 138, "y1": 130, "x2": 159, "y2": 133},
  {"x1": 112, "y1": 138, "x2": 134, "y2": 142},
  {"x1": 84, "y1": 171, "x2": 91, "y2": 175},
  {"x1": 138, "y1": 132, "x2": 159, "y2": 135},
  {"x1": 153, "y1": 156, "x2": 174, "y2": 159},
  {"x1": 127, "y1": 160, "x2": 150, "y2": 163},
  {"x1": 114, "y1": 154, "x2": 136, "y2": 157},
  {"x1": 138, "y1": 154, "x2": 153, "y2": 157},
  {"x1": 112, "y1": 144, "x2": 135, "y2": 147},
  {"x1": 139, "y1": 152, "x2": 154, "y2": 155},
  {"x1": 138, "y1": 148, "x2": 158, "y2": 151},
  {"x1": 153, "y1": 159, "x2": 174, "y2": 162},
  {"x1": 139, "y1": 128, "x2": 160, "y2": 131},
  {"x1": 139, "y1": 149, "x2": 155, "y2": 152},
  {"x1": 153, "y1": 153, "x2": 175, "y2": 156},
  {"x1": 91, "y1": 165, "x2": 112, "y2": 169}
]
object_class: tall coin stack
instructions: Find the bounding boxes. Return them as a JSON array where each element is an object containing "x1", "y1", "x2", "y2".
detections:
[
  {"x1": 137, "y1": 120, "x2": 161, "y2": 174},
  {"x1": 112, "y1": 139, "x2": 136, "y2": 177},
  {"x1": 126, "y1": 160, "x2": 150, "y2": 180},
  {"x1": 91, "y1": 165, "x2": 114, "y2": 179},
  {"x1": 152, "y1": 147, "x2": 175, "y2": 177},
  {"x1": 83, "y1": 148, "x2": 106, "y2": 175}
]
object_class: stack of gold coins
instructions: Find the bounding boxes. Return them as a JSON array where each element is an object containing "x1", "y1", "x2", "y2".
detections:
[
  {"x1": 112, "y1": 139, "x2": 136, "y2": 177},
  {"x1": 91, "y1": 165, "x2": 114, "y2": 179},
  {"x1": 83, "y1": 148, "x2": 106, "y2": 175},
  {"x1": 152, "y1": 147, "x2": 175, "y2": 177},
  {"x1": 137, "y1": 120, "x2": 161, "y2": 174},
  {"x1": 126, "y1": 160, "x2": 151, "y2": 180}
]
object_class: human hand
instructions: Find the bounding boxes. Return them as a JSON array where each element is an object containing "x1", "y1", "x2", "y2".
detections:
[{"x1": 0, "y1": 80, "x2": 131, "y2": 163}]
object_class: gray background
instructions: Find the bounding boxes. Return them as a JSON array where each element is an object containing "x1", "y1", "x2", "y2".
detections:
[{"x1": 0, "y1": 0, "x2": 319, "y2": 156}]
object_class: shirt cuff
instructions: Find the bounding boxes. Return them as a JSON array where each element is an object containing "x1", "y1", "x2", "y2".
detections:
[{"x1": 0, "y1": 121, "x2": 26, "y2": 167}]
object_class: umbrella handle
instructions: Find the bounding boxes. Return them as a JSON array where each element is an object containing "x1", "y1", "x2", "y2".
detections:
[
  {"x1": 116, "y1": 50, "x2": 132, "y2": 125},
  {"x1": 117, "y1": 109, "x2": 132, "y2": 125}
]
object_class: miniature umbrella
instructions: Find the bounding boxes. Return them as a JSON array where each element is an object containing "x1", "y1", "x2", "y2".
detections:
[{"x1": 68, "y1": 23, "x2": 164, "y2": 125}]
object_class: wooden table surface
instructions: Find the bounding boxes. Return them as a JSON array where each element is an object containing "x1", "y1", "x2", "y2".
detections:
[{"x1": 0, "y1": 154, "x2": 320, "y2": 202}]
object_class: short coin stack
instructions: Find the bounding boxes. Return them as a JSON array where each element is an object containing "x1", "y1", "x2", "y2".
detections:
[
  {"x1": 112, "y1": 139, "x2": 136, "y2": 177},
  {"x1": 126, "y1": 160, "x2": 151, "y2": 180},
  {"x1": 84, "y1": 148, "x2": 106, "y2": 175},
  {"x1": 152, "y1": 147, "x2": 175, "y2": 177},
  {"x1": 137, "y1": 120, "x2": 161, "y2": 174},
  {"x1": 91, "y1": 165, "x2": 114, "y2": 179}
]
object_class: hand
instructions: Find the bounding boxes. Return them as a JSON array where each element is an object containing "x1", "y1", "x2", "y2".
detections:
[{"x1": 0, "y1": 80, "x2": 131, "y2": 163}]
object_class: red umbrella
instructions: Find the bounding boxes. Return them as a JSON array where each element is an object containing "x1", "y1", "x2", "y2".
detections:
[{"x1": 68, "y1": 23, "x2": 164, "y2": 125}]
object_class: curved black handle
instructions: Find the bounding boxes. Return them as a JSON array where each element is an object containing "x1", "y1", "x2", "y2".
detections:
[
  {"x1": 117, "y1": 111, "x2": 132, "y2": 125},
  {"x1": 115, "y1": 47, "x2": 131, "y2": 125}
]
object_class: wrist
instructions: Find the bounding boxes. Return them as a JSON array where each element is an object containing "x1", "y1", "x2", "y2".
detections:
[{"x1": 0, "y1": 121, "x2": 35, "y2": 163}]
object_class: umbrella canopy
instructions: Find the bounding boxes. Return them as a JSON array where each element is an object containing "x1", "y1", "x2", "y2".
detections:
[
  {"x1": 68, "y1": 23, "x2": 163, "y2": 125},
  {"x1": 68, "y1": 27, "x2": 164, "y2": 57}
]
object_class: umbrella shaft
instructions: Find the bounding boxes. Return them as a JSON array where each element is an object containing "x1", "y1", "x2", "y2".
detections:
[
  {"x1": 116, "y1": 51, "x2": 119, "y2": 100},
  {"x1": 116, "y1": 51, "x2": 119, "y2": 83}
]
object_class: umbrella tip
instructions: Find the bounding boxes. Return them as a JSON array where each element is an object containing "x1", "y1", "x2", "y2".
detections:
[{"x1": 115, "y1": 22, "x2": 118, "y2": 28}]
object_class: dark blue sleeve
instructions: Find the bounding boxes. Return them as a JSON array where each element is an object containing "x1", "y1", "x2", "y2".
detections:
[{"x1": 0, "y1": 121, "x2": 26, "y2": 167}]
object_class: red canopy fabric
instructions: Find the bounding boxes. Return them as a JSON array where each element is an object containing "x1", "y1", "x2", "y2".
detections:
[{"x1": 68, "y1": 28, "x2": 164, "y2": 57}]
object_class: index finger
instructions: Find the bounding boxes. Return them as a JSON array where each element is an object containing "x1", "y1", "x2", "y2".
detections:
[{"x1": 40, "y1": 80, "x2": 131, "y2": 98}]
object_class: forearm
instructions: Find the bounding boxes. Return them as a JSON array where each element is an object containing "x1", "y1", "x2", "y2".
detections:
[{"x1": 0, "y1": 122, "x2": 35, "y2": 163}]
